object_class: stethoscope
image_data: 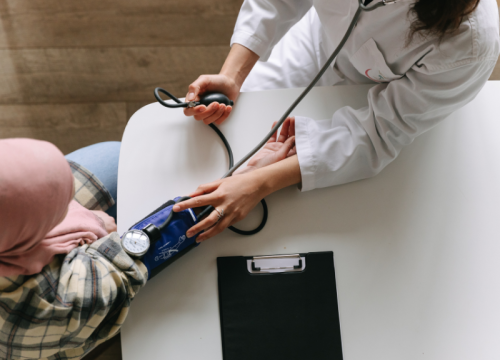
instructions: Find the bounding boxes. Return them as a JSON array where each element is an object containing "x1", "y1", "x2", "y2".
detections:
[{"x1": 151, "y1": 0, "x2": 399, "y2": 236}]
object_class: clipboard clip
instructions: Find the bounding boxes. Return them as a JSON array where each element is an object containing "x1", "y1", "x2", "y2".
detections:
[{"x1": 248, "y1": 254, "x2": 305, "y2": 274}]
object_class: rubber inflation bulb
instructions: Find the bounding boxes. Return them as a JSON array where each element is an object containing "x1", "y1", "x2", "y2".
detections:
[{"x1": 199, "y1": 93, "x2": 234, "y2": 107}]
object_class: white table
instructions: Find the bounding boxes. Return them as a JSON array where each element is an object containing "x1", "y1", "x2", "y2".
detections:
[{"x1": 118, "y1": 82, "x2": 500, "y2": 360}]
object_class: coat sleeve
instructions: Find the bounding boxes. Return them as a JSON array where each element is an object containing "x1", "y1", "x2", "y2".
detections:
[
  {"x1": 231, "y1": 0, "x2": 313, "y2": 61},
  {"x1": 0, "y1": 233, "x2": 148, "y2": 360},
  {"x1": 295, "y1": 59, "x2": 498, "y2": 191}
]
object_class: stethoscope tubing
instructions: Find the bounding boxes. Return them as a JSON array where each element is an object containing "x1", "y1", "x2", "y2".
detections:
[
  {"x1": 154, "y1": 88, "x2": 190, "y2": 108},
  {"x1": 222, "y1": 0, "x2": 390, "y2": 178},
  {"x1": 155, "y1": 0, "x2": 392, "y2": 234}
]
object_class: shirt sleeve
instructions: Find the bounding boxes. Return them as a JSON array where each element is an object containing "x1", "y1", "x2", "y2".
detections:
[
  {"x1": 295, "y1": 59, "x2": 498, "y2": 192},
  {"x1": 231, "y1": 0, "x2": 313, "y2": 61},
  {"x1": 0, "y1": 233, "x2": 147, "y2": 360},
  {"x1": 69, "y1": 160, "x2": 115, "y2": 212}
]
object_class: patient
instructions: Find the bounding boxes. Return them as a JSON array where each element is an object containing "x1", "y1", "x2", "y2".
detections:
[
  {"x1": 0, "y1": 124, "x2": 292, "y2": 358},
  {"x1": 0, "y1": 138, "x2": 147, "y2": 359}
]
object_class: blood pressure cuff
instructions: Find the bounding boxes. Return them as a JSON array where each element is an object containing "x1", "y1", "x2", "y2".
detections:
[{"x1": 129, "y1": 197, "x2": 199, "y2": 279}]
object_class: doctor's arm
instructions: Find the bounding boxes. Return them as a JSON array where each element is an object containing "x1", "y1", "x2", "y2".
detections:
[
  {"x1": 174, "y1": 154, "x2": 301, "y2": 242},
  {"x1": 183, "y1": 44, "x2": 259, "y2": 124},
  {"x1": 175, "y1": 59, "x2": 497, "y2": 241},
  {"x1": 294, "y1": 59, "x2": 498, "y2": 191},
  {"x1": 184, "y1": 0, "x2": 313, "y2": 124}
]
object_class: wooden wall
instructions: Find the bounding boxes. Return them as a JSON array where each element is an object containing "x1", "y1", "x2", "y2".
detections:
[
  {"x1": 0, "y1": 1, "x2": 499, "y2": 155},
  {"x1": 0, "y1": 0, "x2": 240, "y2": 154}
]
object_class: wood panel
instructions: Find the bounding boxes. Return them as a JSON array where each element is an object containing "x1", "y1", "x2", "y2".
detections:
[
  {"x1": 85, "y1": 335, "x2": 122, "y2": 360},
  {"x1": 490, "y1": 57, "x2": 500, "y2": 81},
  {"x1": 0, "y1": 0, "x2": 241, "y2": 49},
  {"x1": 491, "y1": 0, "x2": 500, "y2": 80},
  {"x1": 0, "y1": 0, "x2": 240, "y2": 14},
  {"x1": 126, "y1": 101, "x2": 152, "y2": 120},
  {"x1": 0, "y1": 102, "x2": 126, "y2": 154},
  {"x1": 0, "y1": 46, "x2": 229, "y2": 104}
]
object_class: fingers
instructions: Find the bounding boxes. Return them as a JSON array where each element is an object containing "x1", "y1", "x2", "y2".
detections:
[
  {"x1": 172, "y1": 179, "x2": 224, "y2": 212},
  {"x1": 173, "y1": 194, "x2": 217, "y2": 213},
  {"x1": 193, "y1": 102, "x2": 219, "y2": 121},
  {"x1": 203, "y1": 104, "x2": 226, "y2": 125},
  {"x1": 184, "y1": 105, "x2": 207, "y2": 117},
  {"x1": 267, "y1": 117, "x2": 295, "y2": 144},
  {"x1": 186, "y1": 103, "x2": 232, "y2": 124},
  {"x1": 288, "y1": 117, "x2": 295, "y2": 137},
  {"x1": 196, "y1": 214, "x2": 233, "y2": 242},
  {"x1": 214, "y1": 106, "x2": 232, "y2": 125},
  {"x1": 277, "y1": 117, "x2": 290, "y2": 142},
  {"x1": 287, "y1": 117, "x2": 296, "y2": 156},
  {"x1": 187, "y1": 75, "x2": 210, "y2": 102},
  {"x1": 188, "y1": 180, "x2": 223, "y2": 197},
  {"x1": 186, "y1": 208, "x2": 220, "y2": 239},
  {"x1": 184, "y1": 75, "x2": 211, "y2": 117},
  {"x1": 277, "y1": 117, "x2": 292, "y2": 143},
  {"x1": 183, "y1": 76, "x2": 209, "y2": 117},
  {"x1": 275, "y1": 136, "x2": 295, "y2": 159},
  {"x1": 91, "y1": 210, "x2": 117, "y2": 233},
  {"x1": 268, "y1": 121, "x2": 279, "y2": 143}
]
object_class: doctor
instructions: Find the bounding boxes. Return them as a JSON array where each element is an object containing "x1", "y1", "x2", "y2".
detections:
[{"x1": 173, "y1": 0, "x2": 500, "y2": 242}]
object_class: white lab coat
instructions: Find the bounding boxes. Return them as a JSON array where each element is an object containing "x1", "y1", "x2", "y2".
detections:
[{"x1": 231, "y1": 0, "x2": 500, "y2": 191}]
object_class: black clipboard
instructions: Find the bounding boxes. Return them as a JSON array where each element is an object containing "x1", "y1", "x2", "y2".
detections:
[{"x1": 217, "y1": 251, "x2": 343, "y2": 360}]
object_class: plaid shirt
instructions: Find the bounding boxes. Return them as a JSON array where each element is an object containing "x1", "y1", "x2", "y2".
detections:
[
  {"x1": 68, "y1": 160, "x2": 116, "y2": 212},
  {"x1": 0, "y1": 162, "x2": 148, "y2": 359}
]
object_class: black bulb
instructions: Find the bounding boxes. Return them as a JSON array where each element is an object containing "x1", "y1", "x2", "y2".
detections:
[{"x1": 198, "y1": 93, "x2": 234, "y2": 107}]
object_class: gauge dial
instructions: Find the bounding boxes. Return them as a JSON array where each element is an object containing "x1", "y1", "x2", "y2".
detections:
[{"x1": 121, "y1": 230, "x2": 150, "y2": 257}]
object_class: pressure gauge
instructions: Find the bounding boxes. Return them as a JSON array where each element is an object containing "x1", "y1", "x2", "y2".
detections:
[{"x1": 121, "y1": 230, "x2": 150, "y2": 258}]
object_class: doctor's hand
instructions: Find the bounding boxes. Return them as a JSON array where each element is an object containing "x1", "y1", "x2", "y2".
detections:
[
  {"x1": 173, "y1": 155, "x2": 302, "y2": 243},
  {"x1": 184, "y1": 44, "x2": 260, "y2": 125},
  {"x1": 183, "y1": 74, "x2": 239, "y2": 125},
  {"x1": 173, "y1": 172, "x2": 266, "y2": 242},
  {"x1": 234, "y1": 117, "x2": 296, "y2": 175}
]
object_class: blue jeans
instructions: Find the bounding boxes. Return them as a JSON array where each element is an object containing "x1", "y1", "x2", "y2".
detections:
[{"x1": 65, "y1": 142, "x2": 121, "y2": 219}]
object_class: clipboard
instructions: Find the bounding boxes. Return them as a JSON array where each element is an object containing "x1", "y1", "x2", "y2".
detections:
[{"x1": 217, "y1": 251, "x2": 343, "y2": 360}]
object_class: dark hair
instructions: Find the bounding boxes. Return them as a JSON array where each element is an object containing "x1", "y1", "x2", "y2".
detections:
[{"x1": 408, "y1": 0, "x2": 481, "y2": 42}]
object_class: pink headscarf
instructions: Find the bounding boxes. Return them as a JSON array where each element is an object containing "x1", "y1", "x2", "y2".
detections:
[{"x1": 0, "y1": 139, "x2": 107, "y2": 277}]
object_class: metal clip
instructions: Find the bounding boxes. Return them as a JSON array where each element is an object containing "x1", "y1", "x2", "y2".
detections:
[{"x1": 248, "y1": 254, "x2": 305, "y2": 274}]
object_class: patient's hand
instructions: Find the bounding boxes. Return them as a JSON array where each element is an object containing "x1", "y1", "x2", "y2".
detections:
[
  {"x1": 235, "y1": 117, "x2": 296, "y2": 175},
  {"x1": 91, "y1": 210, "x2": 117, "y2": 234}
]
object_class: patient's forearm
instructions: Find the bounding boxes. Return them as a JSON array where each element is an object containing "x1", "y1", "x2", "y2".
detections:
[{"x1": 220, "y1": 44, "x2": 259, "y2": 88}]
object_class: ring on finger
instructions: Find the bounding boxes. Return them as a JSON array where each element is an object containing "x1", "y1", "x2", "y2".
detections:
[
  {"x1": 214, "y1": 208, "x2": 224, "y2": 222},
  {"x1": 205, "y1": 208, "x2": 224, "y2": 231}
]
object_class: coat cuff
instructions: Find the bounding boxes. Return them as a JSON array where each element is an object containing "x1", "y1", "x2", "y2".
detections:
[
  {"x1": 295, "y1": 116, "x2": 316, "y2": 192},
  {"x1": 230, "y1": 30, "x2": 272, "y2": 61}
]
